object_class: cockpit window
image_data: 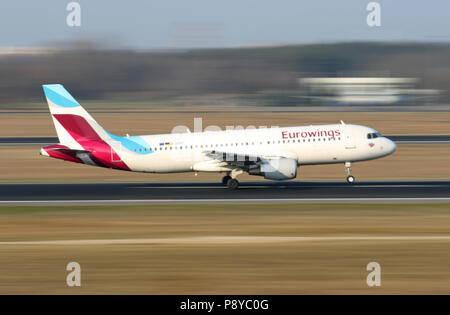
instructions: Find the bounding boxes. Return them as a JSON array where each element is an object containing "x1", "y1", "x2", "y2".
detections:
[{"x1": 367, "y1": 132, "x2": 382, "y2": 139}]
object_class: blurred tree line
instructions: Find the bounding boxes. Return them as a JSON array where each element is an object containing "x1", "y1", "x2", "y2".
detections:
[{"x1": 1, "y1": 42, "x2": 449, "y2": 105}]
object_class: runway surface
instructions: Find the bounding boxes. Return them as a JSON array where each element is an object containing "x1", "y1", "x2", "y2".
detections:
[
  {"x1": 1, "y1": 181, "x2": 450, "y2": 205},
  {"x1": 1, "y1": 135, "x2": 450, "y2": 146}
]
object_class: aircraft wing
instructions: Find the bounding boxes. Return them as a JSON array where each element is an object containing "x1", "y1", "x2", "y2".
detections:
[
  {"x1": 195, "y1": 150, "x2": 298, "y2": 180},
  {"x1": 204, "y1": 150, "x2": 260, "y2": 166},
  {"x1": 202, "y1": 150, "x2": 287, "y2": 169}
]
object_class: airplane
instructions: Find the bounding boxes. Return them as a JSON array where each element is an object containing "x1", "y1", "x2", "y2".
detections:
[{"x1": 40, "y1": 84, "x2": 397, "y2": 189}]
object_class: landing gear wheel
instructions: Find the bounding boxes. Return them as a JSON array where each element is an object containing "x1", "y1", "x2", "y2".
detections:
[
  {"x1": 222, "y1": 175, "x2": 232, "y2": 185},
  {"x1": 227, "y1": 178, "x2": 239, "y2": 190},
  {"x1": 346, "y1": 175, "x2": 355, "y2": 184},
  {"x1": 344, "y1": 162, "x2": 355, "y2": 184}
]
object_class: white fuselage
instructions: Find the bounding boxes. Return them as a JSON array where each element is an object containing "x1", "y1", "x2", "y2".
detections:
[{"x1": 109, "y1": 123, "x2": 396, "y2": 174}]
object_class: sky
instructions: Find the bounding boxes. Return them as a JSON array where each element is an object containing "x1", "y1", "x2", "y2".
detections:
[{"x1": 1, "y1": 0, "x2": 450, "y2": 49}]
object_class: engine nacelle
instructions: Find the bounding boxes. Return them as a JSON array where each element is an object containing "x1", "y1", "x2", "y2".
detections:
[{"x1": 248, "y1": 158, "x2": 298, "y2": 180}]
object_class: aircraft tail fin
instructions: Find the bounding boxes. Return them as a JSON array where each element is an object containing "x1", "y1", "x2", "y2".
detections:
[{"x1": 42, "y1": 84, "x2": 109, "y2": 146}]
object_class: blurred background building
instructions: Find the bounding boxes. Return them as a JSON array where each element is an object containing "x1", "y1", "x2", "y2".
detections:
[
  {"x1": 299, "y1": 77, "x2": 440, "y2": 105},
  {"x1": 0, "y1": 42, "x2": 449, "y2": 108}
]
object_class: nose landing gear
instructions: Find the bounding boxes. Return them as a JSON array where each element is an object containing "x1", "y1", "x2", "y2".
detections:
[{"x1": 345, "y1": 162, "x2": 355, "y2": 184}]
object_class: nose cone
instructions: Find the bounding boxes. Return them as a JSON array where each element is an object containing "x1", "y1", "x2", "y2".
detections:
[{"x1": 386, "y1": 138, "x2": 397, "y2": 155}]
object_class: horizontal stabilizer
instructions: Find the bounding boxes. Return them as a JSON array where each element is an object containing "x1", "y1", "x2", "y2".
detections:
[
  {"x1": 40, "y1": 144, "x2": 91, "y2": 163},
  {"x1": 46, "y1": 148, "x2": 91, "y2": 154}
]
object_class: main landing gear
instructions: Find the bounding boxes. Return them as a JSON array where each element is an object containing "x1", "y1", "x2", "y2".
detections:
[
  {"x1": 227, "y1": 178, "x2": 239, "y2": 190},
  {"x1": 221, "y1": 175, "x2": 231, "y2": 185},
  {"x1": 221, "y1": 170, "x2": 243, "y2": 190},
  {"x1": 345, "y1": 162, "x2": 355, "y2": 184}
]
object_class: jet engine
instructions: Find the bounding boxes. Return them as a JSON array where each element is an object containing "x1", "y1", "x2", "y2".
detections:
[{"x1": 248, "y1": 158, "x2": 298, "y2": 180}]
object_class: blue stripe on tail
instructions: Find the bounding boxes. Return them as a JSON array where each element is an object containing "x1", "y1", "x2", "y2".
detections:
[{"x1": 42, "y1": 84, "x2": 80, "y2": 108}]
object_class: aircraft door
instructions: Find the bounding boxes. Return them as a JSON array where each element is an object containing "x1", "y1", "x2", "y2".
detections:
[{"x1": 344, "y1": 126, "x2": 357, "y2": 150}]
